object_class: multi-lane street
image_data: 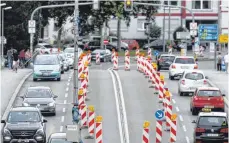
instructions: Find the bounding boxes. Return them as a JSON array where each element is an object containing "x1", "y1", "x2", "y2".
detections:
[{"x1": 1, "y1": 59, "x2": 228, "y2": 143}]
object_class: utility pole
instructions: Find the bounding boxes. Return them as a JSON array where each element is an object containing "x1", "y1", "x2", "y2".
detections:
[
  {"x1": 168, "y1": 6, "x2": 171, "y2": 45},
  {"x1": 162, "y1": 6, "x2": 166, "y2": 52},
  {"x1": 117, "y1": 18, "x2": 121, "y2": 51}
]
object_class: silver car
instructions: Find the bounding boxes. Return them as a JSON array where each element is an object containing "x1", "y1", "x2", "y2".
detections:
[
  {"x1": 22, "y1": 86, "x2": 58, "y2": 115},
  {"x1": 178, "y1": 70, "x2": 209, "y2": 96}
]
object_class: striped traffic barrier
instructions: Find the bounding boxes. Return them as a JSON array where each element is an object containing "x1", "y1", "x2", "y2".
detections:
[
  {"x1": 79, "y1": 73, "x2": 87, "y2": 100},
  {"x1": 125, "y1": 50, "x2": 130, "y2": 71},
  {"x1": 96, "y1": 53, "x2": 100, "y2": 64},
  {"x1": 87, "y1": 51, "x2": 91, "y2": 65},
  {"x1": 137, "y1": 54, "x2": 140, "y2": 71},
  {"x1": 80, "y1": 104, "x2": 88, "y2": 129},
  {"x1": 84, "y1": 61, "x2": 90, "y2": 87},
  {"x1": 158, "y1": 75, "x2": 165, "y2": 103},
  {"x1": 85, "y1": 105, "x2": 95, "y2": 139},
  {"x1": 148, "y1": 64, "x2": 153, "y2": 82},
  {"x1": 154, "y1": 72, "x2": 160, "y2": 95},
  {"x1": 145, "y1": 57, "x2": 151, "y2": 78},
  {"x1": 156, "y1": 120, "x2": 163, "y2": 143},
  {"x1": 111, "y1": 49, "x2": 115, "y2": 62},
  {"x1": 164, "y1": 90, "x2": 172, "y2": 131},
  {"x1": 148, "y1": 48, "x2": 152, "y2": 59},
  {"x1": 95, "y1": 116, "x2": 103, "y2": 143},
  {"x1": 135, "y1": 48, "x2": 140, "y2": 60},
  {"x1": 170, "y1": 114, "x2": 177, "y2": 142},
  {"x1": 150, "y1": 63, "x2": 157, "y2": 88},
  {"x1": 78, "y1": 88, "x2": 85, "y2": 107},
  {"x1": 78, "y1": 61, "x2": 84, "y2": 80},
  {"x1": 139, "y1": 55, "x2": 143, "y2": 72},
  {"x1": 142, "y1": 121, "x2": 150, "y2": 143},
  {"x1": 144, "y1": 57, "x2": 148, "y2": 76},
  {"x1": 113, "y1": 52, "x2": 118, "y2": 70}
]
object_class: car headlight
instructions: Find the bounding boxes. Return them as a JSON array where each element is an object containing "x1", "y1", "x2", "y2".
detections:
[
  {"x1": 48, "y1": 102, "x2": 55, "y2": 106},
  {"x1": 23, "y1": 103, "x2": 30, "y2": 107},
  {"x1": 3, "y1": 129, "x2": 11, "y2": 136},
  {"x1": 36, "y1": 129, "x2": 45, "y2": 135}
]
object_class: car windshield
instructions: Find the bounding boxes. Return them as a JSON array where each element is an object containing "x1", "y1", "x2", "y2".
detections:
[
  {"x1": 34, "y1": 56, "x2": 59, "y2": 65},
  {"x1": 198, "y1": 116, "x2": 228, "y2": 127},
  {"x1": 161, "y1": 56, "x2": 175, "y2": 62},
  {"x1": 64, "y1": 48, "x2": 74, "y2": 53},
  {"x1": 7, "y1": 111, "x2": 41, "y2": 123},
  {"x1": 26, "y1": 89, "x2": 52, "y2": 98},
  {"x1": 197, "y1": 90, "x2": 221, "y2": 97},
  {"x1": 43, "y1": 45, "x2": 53, "y2": 48},
  {"x1": 93, "y1": 50, "x2": 105, "y2": 55},
  {"x1": 175, "y1": 58, "x2": 195, "y2": 64},
  {"x1": 50, "y1": 139, "x2": 72, "y2": 143},
  {"x1": 185, "y1": 72, "x2": 204, "y2": 80}
]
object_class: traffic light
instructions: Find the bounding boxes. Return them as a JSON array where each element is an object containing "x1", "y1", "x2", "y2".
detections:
[
  {"x1": 124, "y1": 0, "x2": 133, "y2": 11},
  {"x1": 191, "y1": 36, "x2": 195, "y2": 46}
]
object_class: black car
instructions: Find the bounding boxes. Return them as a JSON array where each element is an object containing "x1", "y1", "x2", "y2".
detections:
[
  {"x1": 1, "y1": 107, "x2": 47, "y2": 143},
  {"x1": 156, "y1": 54, "x2": 175, "y2": 71},
  {"x1": 84, "y1": 41, "x2": 101, "y2": 51},
  {"x1": 91, "y1": 49, "x2": 112, "y2": 62},
  {"x1": 192, "y1": 110, "x2": 228, "y2": 143}
]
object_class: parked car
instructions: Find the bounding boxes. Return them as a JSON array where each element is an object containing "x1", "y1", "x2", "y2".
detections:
[
  {"x1": 190, "y1": 87, "x2": 225, "y2": 115},
  {"x1": 178, "y1": 70, "x2": 208, "y2": 96},
  {"x1": 22, "y1": 86, "x2": 58, "y2": 115},
  {"x1": 84, "y1": 41, "x2": 101, "y2": 51},
  {"x1": 156, "y1": 54, "x2": 176, "y2": 71},
  {"x1": 58, "y1": 52, "x2": 70, "y2": 71},
  {"x1": 1, "y1": 106, "x2": 47, "y2": 143},
  {"x1": 122, "y1": 40, "x2": 140, "y2": 50},
  {"x1": 35, "y1": 43, "x2": 58, "y2": 54},
  {"x1": 91, "y1": 49, "x2": 112, "y2": 62}
]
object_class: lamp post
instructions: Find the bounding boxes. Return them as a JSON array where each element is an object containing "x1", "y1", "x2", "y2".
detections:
[{"x1": 1, "y1": 6, "x2": 12, "y2": 59}]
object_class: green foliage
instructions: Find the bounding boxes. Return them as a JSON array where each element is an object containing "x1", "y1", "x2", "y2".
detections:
[{"x1": 145, "y1": 23, "x2": 161, "y2": 39}]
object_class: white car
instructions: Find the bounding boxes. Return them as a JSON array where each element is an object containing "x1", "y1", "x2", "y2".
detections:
[
  {"x1": 35, "y1": 43, "x2": 58, "y2": 54},
  {"x1": 64, "y1": 48, "x2": 82, "y2": 68},
  {"x1": 178, "y1": 70, "x2": 209, "y2": 96},
  {"x1": 169, "y1": 56, "x2": 198, "y2": 80}
]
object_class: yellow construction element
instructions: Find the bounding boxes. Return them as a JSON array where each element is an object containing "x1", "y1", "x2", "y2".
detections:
[
  {"x1": 165, "y1": 91, "x2": 170, "y2": 97},
  {"x1": 84, "y1": 61, "x2": 89, "y2": 67},
  {"x1": 79, "y1": 73, "x2": 86, "y2": 79},
  {"x1": 160, "y1": 75, "x2": 165, "y2": 81},
  {"x1": 143, "y1": 121, "x2": 150, "y2": 129},
  {"x1": 219, "y1": 34, "x2": 228, "y2": 43},
  {"x1": 95, "y1": 116, "x2": 103, "y2": 122},
  {"x1": 115, "y1": 52, "x2": 119, "y2": 56},
  {"x1": 126, "y1": 0, "x2": 131, "y2": 5},
  {"x1": 87, "y1": 50, "x2": 91, "y2": 54},
  {"x1": 78, "y1": 88, "x2": 84, "y2": 95},
  {"x1": 171, "y1": 114, "x2": 177, "y2": 121},
  {"x1": 88, "y1": 105, "x2": 95, "y2": 112}
]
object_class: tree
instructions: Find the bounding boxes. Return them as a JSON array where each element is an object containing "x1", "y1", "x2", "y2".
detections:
[{"x1": 145, "y1": 23, "x2": 161, "y2": 39}]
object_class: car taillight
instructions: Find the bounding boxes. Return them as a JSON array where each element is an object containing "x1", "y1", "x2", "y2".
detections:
[
  {"x1": 220, "y1": 97, "x2": 224, "y2": 101},
  {"x1": 172, "y1": 64, "x2": 176, "y2": 69},
  {"x1": 194, "y1": 65, "x2": 198, "y2": 69},
  {"x1": 196, "y1": 128, "x2": 205, "y2": 132},
  {"x1": 203, "y1": 80, "x2": 207, "y2": 84},
  {"x1": 181, "y1": 80, "x2": 185, "y2": 85},
  {"x1": 220, "y1": 128, "x2": 228, "y2": 133},
  {"x1": 194, "y1": 96, "x2": 198, "y2": 101}
]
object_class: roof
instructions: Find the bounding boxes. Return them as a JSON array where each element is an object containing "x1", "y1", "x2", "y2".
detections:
[
  {"x1": 183, "y1": 69, "x2": 204, "y2": 74},
  {"x1": 50, "y1": 133, "x2": 66, "y2": 138},
  {"x1": 28, "y1": 86, "x2": 51, "y2": 90},
  {"x1": 160, "y1": 54, "x2": 176, "y2": 57},
  {"x1": 175, "y1": 56, "x2": 194, "y2": 59},
  {"x1": 11, "y1": 106, "x2": 40, "y2": 112},
  {"x1": 198, "y1": 112, "x2": 227, "y2": 117},
  {"x1": 197, "y1": 87, "x2": 220, "y2": 91}
]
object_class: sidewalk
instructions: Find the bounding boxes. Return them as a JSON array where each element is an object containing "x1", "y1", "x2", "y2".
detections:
[
  {"x1": 1, "y1": 68, "x2": 32, "y2": 117},
  {"x1": 202, "y1": 69, "x2": 228, "y2": 106}
]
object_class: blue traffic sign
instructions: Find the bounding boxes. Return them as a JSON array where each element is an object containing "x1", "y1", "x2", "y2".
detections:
[
  {"x1": 198, "y1": 24, "x2": 218, "y2": 41},
  {"x1": 154, "y1": 50, "x2": 159, "y2": 56},
  {"x1": 155, "y1": 110, "x2": 164, "y2": 120}
]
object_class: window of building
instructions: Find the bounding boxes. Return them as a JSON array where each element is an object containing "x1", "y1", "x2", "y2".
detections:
[
  {"x1": 164, "y1": 1, "x2": 178, "y2": 6},
  {"x1": 192, "y1": 0, "x2": 211, "y2": 9}
]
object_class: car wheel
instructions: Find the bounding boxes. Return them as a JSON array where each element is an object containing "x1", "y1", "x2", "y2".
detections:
[
  {"x1": 169, "y1": 75, "x2": 174, "y2": 80},
  {"x1": 57, "y1": 77, "x2": 61, "y2": 81},
  {"x1": 221, "y1": 108, "x2": 225, "y2": 112},
  {"x1": 33, "y1": 78, "x2": 37, "y2": 81},
  {"x1": 61, "y1": 70, "x2": 64, "y2": 74},
  {"x1": 192, "y1": 107, "x2": 198, "y2": 115},
  {"x1": 180, "y1": 92, "x2": 183, "y2": 96}
]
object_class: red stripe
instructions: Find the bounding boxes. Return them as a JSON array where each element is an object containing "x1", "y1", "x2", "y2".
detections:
[
  {"x1": 96, "y1": 129, "x2": 102, "y2": 138},
  {"x1": 143, "y1": 135, "x2": 149, "y2": 143}
]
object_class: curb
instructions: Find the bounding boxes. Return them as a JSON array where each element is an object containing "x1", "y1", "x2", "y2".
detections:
[
  {"x1": 1, "y1": 72, "x2": 33, "y2": 120},
  {"x1": 207, "y1": 79, "x2": 228, "y2": 107}
]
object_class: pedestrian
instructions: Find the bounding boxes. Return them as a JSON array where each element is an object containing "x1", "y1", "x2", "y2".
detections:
[
  {"x1": 12, "y1": 50, "x2": 19, "y2": 73},
  {"x1": 19, "y1": 49, "x2": 25, "y2": 67},
  {"x1": 25, "y1": 49, "x2": 31, "y2": 67},
  {"x1": 6, "y1": 47, "x2": 13, "y2": 70},
  {"x1": 216, "y1": 52, "x2": 222, "y2": 71},
  {"x1": 224, "y1": 53, "x2": 229, "y2": 73}
]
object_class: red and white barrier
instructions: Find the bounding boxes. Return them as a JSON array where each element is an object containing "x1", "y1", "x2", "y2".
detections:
[
  {"x1": 165, "y1": 105, "x2": 172, "y2": 131},
  {"x1": 154, "y1": 72, "x2": 160, "y2": 95},
  {"x1": 156, "y1": 120, "x2": 162, "y2": 143},
  {"x1": 111, "y1": 51, "x2": 115, "y2": 62},
  {"x1": 80, "y1": 73, "x2": 88, "y2": 100},
  {"x1": 95, "y1": 116, "x2": 103, "y2": 143},
  {"x1": 158, "y1": 76, "x2": 165, "y2": 103},
  {"x1": 78, "y1": 87, "x2": 85, "y2": 107},
  {"x1": 80, "y1": 104, "x2": 88, "y2": 128},
  {"x1": 150, "y1": 64, "x2": 157, "y2": 87},
  {"x1": 87, "y1": 53, "x2": 91, "y2": 65},
  {"x1": 170, "y1": 116, "x2": 177, "y2": 142},
  {"x1": 96, "y1": 53, "x2": 100, "y2": 64},
  {"x1": 113, "y1": 54, "x2": 118, "y2": 70},
  {"x1": 142, "y1": 121, "x2": 150, "y2": 143},
  {"x1": 137, "y1": 55, "x2": 141, "y2": 71},
  {"x1": 148, "y1": 48, "x2": 152, "y2": 59},
  {"x1": 85, "y1": 105, "x2": 95, "y2": 139},
  {"x1": 135, "y1": 49, "x2": 140, "y2": 60},
  {"x1": 78, "y1": 61, "x2": 84, "y2": 80}
]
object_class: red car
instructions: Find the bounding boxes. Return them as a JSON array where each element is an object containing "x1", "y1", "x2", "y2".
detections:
[
  {"x1": 122, "y1": 40, "x2": 139, "y2": 50},
  {"x1": 190, "y1": 87, "x2": 225, "y2": 115}
]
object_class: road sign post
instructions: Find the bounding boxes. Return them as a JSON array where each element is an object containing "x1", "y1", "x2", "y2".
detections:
[
  {"x1": 28, "y1": 20, "x2": 36, "y2": 34},
  {"x1": 190, "y1": 22, "x2": 198, "y2": 36}
]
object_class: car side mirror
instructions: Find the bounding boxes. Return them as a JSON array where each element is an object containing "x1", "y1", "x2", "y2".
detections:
[
  {"x1": 205, "y1": 76, "x2": 209, "y2": 79},
  {"x1": 53, "y1": 95, "x2": 58, "y2": 98},
  {"x1": 192, "y1": 120, "x2": 196, "y2": 123},
  {"x1": 43, "y1": 119, "x2": 47, "y2": 123},
  {"x1": 222, "y1": 94, "x2": 226, "y2": 96},
  {"x1": 20, "y1": 96, "x2": 24, "y2": 99},
  {"x1": 1, "y1": 120, "x2": 6, "y2": 123}
]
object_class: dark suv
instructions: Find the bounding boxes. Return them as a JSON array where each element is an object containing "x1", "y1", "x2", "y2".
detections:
[{"x1": 1, "y1": 107, "x2": 47, "y2": 143}]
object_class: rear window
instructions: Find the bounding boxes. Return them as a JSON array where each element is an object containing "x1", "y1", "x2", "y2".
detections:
[
  {"x1": 43, "y1": 45, "x2": 53, "y2": 48},
  {"x1": 197, "y1": 90, "x2": 221, "y2": 97},
  {"x1": 185, "y1": 72, "x2": 204, "y2": 80},
  {"x1": 175, "y1": 58, "x2": 195, "y2": 64},
  {"x1": 198, "y1": 116, "x2": 228, "y2": 127},
  {"x1": 161, "y1": 56, "x2": 175, "y2": 61},
  {"x1": 50, "y1": 138, "x2": 71, "y2": 143}
]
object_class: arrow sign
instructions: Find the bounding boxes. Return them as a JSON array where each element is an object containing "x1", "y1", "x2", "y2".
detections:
[
  {"x1": 154, "y1": 50, "x2": 159, "y2": 56},
  {"x1": 155, "y1": 110, "x2": 164, "y2": 120}
]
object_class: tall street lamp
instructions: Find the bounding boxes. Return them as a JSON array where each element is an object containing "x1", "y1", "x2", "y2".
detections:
[
  {"x1": 1, "y1": 6, "x2": 12, "y2": 58},
  {"x1": 0, "y1": 3, "x2": 6, "y2": 7}
]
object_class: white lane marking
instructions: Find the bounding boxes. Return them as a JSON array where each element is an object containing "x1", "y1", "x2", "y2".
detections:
[
  {"x1": 68, "y1": 79, "x2": 71, "y2": 82},
  {"x1": 172, "y1": 99, "x2": 176, "y2": 104},
  {"x1": 67, "y1": 82, "x2": 70, "y2": 86},
  {"x1": 182, "y1": 125, "x2": 187, "y2": 132},
  {"x1": 66, "y1": 87, "x2": 69, "y2": 92},
  {"x1": 60, "y1": 126, "x2": 63, "y2": 132},
  {"x1": 186, "y1": 136, "x2": 190, "y2": 143},
  {"x1": 113, "y1": 70, "x2": 130, "y2": 143},
  {"x1": 64, "y1": 100, "x2": 67, "y2": 104},
  {"x1": 176, "y1": 106, "x2": 180, "y2": 112},
  {"x1": 63, "y1": 108, "x2": 66, "y2": 113},
  {"x1": 69, "y1": 76, "x2": 72, "y2": 79},
  {"x1": 65, "y1": 93, "x2": 68, "y2": 98},
  {"x1": 61, "y1": 116, "x2": 65, "y2": 122},
  {"x1": 179, "y1": 115, "x2": 184, "y2": 122},
  {"x1": 108, "y1": 70, "x2": 125, "y2": 143}
]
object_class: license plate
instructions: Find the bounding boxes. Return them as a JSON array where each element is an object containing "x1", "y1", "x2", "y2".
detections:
[
  {"x1": 207, "y1": 134, "x2": 219, "y2": 137},
  {"x1": 18, "y1": 139, "x2": 29, "y2": 142},
  {"x1": 204, "y1": 106, "x2": 214, "y2": 108},
  {"x1": 181, "y1": 66, "x2": 189, "y2": 69},
  {"x1": 42, "y1": 72, "x2": 50, "y2": 76}
]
